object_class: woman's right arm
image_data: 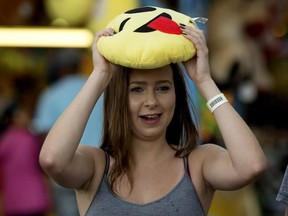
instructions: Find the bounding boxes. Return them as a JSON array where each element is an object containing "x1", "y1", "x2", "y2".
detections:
[{"x1": 39, "y1": 28, "x2": 115, "y2": 189}]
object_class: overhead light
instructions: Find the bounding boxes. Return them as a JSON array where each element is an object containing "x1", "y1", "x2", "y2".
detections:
[{"x1": 0, "y1": 27, "x2": 94, "y2": 48}]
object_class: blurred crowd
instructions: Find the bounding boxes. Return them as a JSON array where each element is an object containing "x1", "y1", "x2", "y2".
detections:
[{"x1": 0, "y1": 0, "x2": 288, "y2": 215}]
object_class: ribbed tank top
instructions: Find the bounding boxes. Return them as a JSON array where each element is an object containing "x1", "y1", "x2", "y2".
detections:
[{"x1": 85, "y1": 153, "x2": 204, "y2": 216}]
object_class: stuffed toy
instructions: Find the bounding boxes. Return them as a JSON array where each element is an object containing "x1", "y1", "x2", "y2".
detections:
[
  {"x1": 44, "y1": 0, "x2": 138, "y2": 28},
  {"x1": 97, "y1": 6, "x2": 204, "y2": 69},
  {"x1": 44, "y1": 0, "x2": 93, "y2": 26}
]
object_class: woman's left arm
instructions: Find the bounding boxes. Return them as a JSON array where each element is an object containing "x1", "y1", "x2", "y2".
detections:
[{"x1": 182, "y1": 25, "x2": 267, "y2": 190}]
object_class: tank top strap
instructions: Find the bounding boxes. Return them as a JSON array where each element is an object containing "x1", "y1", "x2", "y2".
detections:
[
  {"x1": 104, "y1": 151, "x2": 110, "y2": 176},
  {"x1": 183, "y1": 156, "x2": 192, "y2": 179}
]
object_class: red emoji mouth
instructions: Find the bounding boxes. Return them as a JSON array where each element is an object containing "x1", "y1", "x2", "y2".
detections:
[
  {"x1": 133, "y1": 12, "x2": 183, "y2": 35},
  {"x1": 147, "y1": 16, "x2": 182, "y2": 35}
]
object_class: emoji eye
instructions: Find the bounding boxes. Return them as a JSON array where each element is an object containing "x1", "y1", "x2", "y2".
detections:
[
  {"x1": 119, "y1": 18, "x2": 131, "y2": 32},
  {"x1": 125, "y1": 7, "x2": 156, "y2": 14},
  {"x1": 120, "y1": 7, "x2": 158, "y2": 32}
]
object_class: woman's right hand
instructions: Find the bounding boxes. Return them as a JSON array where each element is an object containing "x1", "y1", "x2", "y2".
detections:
[{"x1": 92, "y1": 28, "x2": 116, "y2": 86}]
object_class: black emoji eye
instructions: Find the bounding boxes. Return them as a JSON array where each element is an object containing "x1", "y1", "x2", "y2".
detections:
[
  {"x1": 119, "y1": 18, "x2": 131, "y2": 32},
  {"x1": 119, "y1": 7, "x2": 156, "y2": 32},
  {"x1": 125, "y1": 7, "x2": 156, "y2": 14}
]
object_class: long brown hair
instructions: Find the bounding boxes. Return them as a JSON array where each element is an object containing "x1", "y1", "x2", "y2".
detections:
[{"x1": 100, "y1": 63, "x2": 199, "y2": 193}]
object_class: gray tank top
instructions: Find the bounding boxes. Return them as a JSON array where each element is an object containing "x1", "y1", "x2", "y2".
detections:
[{"x1": 85, "y1": 153, "x2": 204, "y2": 216}]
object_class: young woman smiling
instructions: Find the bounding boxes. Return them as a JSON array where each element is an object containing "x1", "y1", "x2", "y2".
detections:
[{"x1": 39, "y1": 25, "x2": 267, "y2": 216}]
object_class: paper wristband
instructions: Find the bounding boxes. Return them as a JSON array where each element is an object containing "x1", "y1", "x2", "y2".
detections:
[{"x1": 206, "y1": 93, "x2": 228, "y2": 113}]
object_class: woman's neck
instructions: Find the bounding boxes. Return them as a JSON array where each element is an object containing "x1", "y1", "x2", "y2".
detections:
[{"x1": 130, "y1": 136, "x2": 175, "y2": 168}]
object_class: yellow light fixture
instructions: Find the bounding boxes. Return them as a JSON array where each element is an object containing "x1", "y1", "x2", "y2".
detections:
[{"x1": 0, "y1": 27, "x2": 94, "y2": 48}]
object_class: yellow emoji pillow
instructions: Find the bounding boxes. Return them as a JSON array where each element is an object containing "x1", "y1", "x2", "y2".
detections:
[{"x1": 97, "y1": 6, "x2": 198, "y2": 69}]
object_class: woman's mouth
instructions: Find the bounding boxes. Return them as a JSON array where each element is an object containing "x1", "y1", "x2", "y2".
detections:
[{"x1": 139, "y1": 114, "x2": 161, "y2": 125}]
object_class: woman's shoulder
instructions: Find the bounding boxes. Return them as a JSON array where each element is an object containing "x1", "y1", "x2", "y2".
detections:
[
  {"x1": 188, "y1": 143, "x2": 227, "y2": 172},
  {"x1": 190, "y1": 143, "x2": 226, "y2": 157}
]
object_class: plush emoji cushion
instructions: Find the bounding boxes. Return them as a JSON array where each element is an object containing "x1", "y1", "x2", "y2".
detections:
[{"x1": 97, "y1": 6, "x2": 197, "y2": 69}]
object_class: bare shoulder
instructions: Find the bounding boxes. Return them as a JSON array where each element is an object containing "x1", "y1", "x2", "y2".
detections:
[
  {"x1": 189, "y1": 144, "x2": 228, "y2": 177},
  {"x1": 189, "y1": 143, "x2": 229, "y2": 175},
  {"x1": 187, "y1": 143, "x2": 226, "y2": 175},
  {"x1": 189, "y1": 143, "x2": 227, "y2": 161},
  {"x1": 195, "y1": 143, "x2": 226, "y2": 151}
]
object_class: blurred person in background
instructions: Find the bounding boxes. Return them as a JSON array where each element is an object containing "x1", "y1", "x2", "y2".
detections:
[
  {"x1": 33, "y1": 48, "x2": 103, "y2": 147},
  {"x1": 32, "y1": 48, "x2": 103, "y2": 216},
  {"x1": 0, "y1": 75, "x2": 52, "y2": 216},
  {"x1": 277, "y1": 165, "x2": 288, "y2": 216}
]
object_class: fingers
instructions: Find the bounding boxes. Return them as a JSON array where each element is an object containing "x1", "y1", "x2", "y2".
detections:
[
  {"x1": 93, "y1": 28, "x2": 115, "y2": 49},
  {"x1": 180, "y1": 24, "x2": 208, "y2": 56},
  {"x1": 181, "y1": 24, "x2": 206, "y2": 42},
  {"x1": 95, "y1": 28, "x2": 115, "y2": 39}
]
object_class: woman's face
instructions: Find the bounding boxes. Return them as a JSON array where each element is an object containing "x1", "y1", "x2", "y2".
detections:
[{"x1": 128, "y1": 65, "x2": 176, "y2": 140}]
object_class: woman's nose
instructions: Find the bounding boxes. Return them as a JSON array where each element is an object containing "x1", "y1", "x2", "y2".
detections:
[{"x1": 144, "y1": 91, "x2": 158, "y2": 109}]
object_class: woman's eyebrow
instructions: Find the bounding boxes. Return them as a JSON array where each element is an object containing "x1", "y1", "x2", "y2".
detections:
[
  {"x1": 128, "y1": 81, "x2": 147, "y2": 85},
  {"x1": 129, "y1": 80, "x2": 173, "y2": 85},
  {"x1": 156, "y1": 80, "x2": 173, "y2": 85}
]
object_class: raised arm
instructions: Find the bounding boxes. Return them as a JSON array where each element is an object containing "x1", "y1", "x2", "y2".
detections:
[
  {"x1": 182, "y1": 25, "x2": 267, "y2": 190},
  {"x1": 39, "y1": 28, "x2": 115, "y2": 189}
]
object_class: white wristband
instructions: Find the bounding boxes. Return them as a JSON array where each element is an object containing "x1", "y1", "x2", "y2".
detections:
[{"x1": 206, "y1": 93, "x2": 228, "y2": 113}]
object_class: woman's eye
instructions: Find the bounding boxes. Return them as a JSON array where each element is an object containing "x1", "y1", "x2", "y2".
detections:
[
  {"x1": 130, "y1": 87, "x2": 143, "y2": 93},
  {"x1": 157, "y1": 86, "x2": 170, "y2": 92}
]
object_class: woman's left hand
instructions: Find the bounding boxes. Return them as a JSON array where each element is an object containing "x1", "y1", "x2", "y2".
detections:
[{"x1": 182, "y1": 25, "x2": 211, "y2": 86}]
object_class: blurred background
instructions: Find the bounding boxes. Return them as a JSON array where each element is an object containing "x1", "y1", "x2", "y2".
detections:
[{"x1": 0, "y1": 0, "x2": 287, "y2": 216}]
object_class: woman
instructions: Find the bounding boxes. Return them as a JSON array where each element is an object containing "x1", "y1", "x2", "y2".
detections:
[
  {"x1": 39, "y1": 25, "x2": 267, "y2": 215},
  {"x1": 0, "y1": 101, "x2": 51, "y2": 216}
]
